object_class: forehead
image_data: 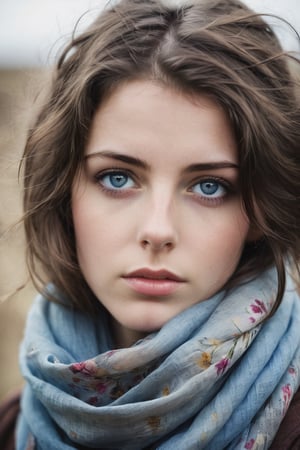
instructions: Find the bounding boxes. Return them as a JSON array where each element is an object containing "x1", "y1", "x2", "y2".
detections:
[{"x1": 85, "y1": 79, "x2": 238, "y2": 166}]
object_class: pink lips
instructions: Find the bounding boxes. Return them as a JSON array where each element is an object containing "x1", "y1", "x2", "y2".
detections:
[{"x1": 122, "y1": 268, "x2": 185, "y2": 296}]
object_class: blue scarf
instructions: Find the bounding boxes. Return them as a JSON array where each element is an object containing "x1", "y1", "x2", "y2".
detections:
[{"x1": 17, "y1": 267, "x2": 300, "y2": 449}]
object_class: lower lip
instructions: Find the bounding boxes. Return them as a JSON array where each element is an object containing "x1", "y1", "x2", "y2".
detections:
[{"x1": 123, "y1": 277, "x2": 183, "y2": 296}]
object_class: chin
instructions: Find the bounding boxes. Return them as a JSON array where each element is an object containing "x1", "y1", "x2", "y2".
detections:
[
  {"x1": 126, "y1": 313, "x2": 171, "y2": 334},
  {"x1": 111, "y1": 304, "x2": 182, "y2": 346}
]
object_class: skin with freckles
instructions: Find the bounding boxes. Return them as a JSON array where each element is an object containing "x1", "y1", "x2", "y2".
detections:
[{"x1": 72, "y1": 80, "x2": 252, "y2": 348}]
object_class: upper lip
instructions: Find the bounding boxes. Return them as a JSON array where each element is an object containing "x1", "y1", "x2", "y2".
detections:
[{"x1": 123, "y1": 268, "x2": 185, "y2": 282}]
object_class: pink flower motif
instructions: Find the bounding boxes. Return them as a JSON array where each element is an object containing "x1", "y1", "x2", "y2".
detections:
[
  {"x1": 245, "y1": 438, "x2": 255, "y2": 449},
  {"x1": 250, "y1": 304, "x2": 262, "y2": 314},
  {"x1": 282, "y1": 384, "x2": 291, "y2": 395},
  {"x1": 70, "y1": 360, "x2": 97, "y2": 376},
  {"x1": 254, "y1": 299, "x2": 267, "y2": 313},
  {"x1": 87, "y1": 396, "x2": 98, "y2": 405},
  {"x1": 70, "y1": 362, "x2": 86, "y2": 373},
  {"x1": 282, "y1": 383, "x2": 292, "y2": 414},
  {"x1": 215, "y1": 357, "x2": 229, "y2": 376},
  {"x1": 95, "y1": 382, "x2": 108, "y2": 394},
  {"x1": 282, "y1": 384, "x2": 292, "y2": 401},
  {"x1": 250, "y1": 299, "x2": 267, "y2": 315},
  {"x1": 249, "y1": 317, "x2": 256, "y2": 323},
  {"x1": 288, "y1": 367, "x2": 296, "y2": 375}
]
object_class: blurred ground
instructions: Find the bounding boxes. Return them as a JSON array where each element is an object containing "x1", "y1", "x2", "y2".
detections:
[{"x1": 0, "y1": 69, "x2": 48, "y2": 400}]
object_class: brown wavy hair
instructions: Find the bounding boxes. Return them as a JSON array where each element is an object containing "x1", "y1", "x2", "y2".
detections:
[{"x1": 21, "y1": 0, "x2": 300, "y2": 313}]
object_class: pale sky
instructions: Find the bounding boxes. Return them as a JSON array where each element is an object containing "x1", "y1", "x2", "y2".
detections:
[{"x1": 0, "y1": 0, "x2": 299, "y2": 67}]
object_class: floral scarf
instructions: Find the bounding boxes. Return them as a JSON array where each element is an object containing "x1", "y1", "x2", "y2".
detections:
[{"x1": 17, "y1": 267, "x2": 300, "y2": 449}]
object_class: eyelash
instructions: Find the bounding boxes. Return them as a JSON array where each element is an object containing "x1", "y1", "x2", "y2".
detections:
[
  {"x1": 188, "y1": 177, "x2": 232, "y2": 206},
  {"x1": 94, "y1": 169, "x2": 233, "y2": 204}
]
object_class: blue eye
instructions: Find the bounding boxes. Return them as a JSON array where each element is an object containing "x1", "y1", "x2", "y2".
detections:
[
  {"x1": 191, "y1": 179, "x2": 227, "y2": 198},
  {"x1": 99, "y1": 171, "x2": 135, "y2": 190}
]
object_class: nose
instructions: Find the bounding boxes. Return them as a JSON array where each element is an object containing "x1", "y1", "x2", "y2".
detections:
[{"x1": 137, "y1": 191, "x2": 178, "y2": 252}]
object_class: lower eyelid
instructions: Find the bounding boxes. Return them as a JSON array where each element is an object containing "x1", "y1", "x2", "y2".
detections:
[{"x1": 188, "y1": 192, "x2": 227, "y2": 207}]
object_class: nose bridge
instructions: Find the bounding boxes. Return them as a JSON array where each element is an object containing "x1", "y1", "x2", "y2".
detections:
[
  {"x1": 138, "y1": 183, "x2": 178, "y2": 250},
  {"x1": 151, "y1": 190, "x2": 174, "y2": 227}
]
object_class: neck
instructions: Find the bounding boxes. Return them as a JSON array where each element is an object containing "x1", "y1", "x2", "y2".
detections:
[{"x1": 110, "y1": 317, "x2": 148, "y2": 348}]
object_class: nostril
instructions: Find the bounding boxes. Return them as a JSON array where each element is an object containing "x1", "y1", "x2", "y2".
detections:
[
  {"x1": 140, "y1": 237, "x2": 174, "y2": 251},
  {"x1": 141, "y1": 239, "x2": 149, "y2": 248}
]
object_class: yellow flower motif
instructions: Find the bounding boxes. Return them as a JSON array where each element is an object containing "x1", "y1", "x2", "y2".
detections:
[
  {"x1": 197, "y1": 352, "x2": 212, "y2": 369},
  {"x1": 200, "y1": 431, "x2": 208, "y2": 443},
  {"x1": 211, "y1": 412, "x2": 218, "y2": 422},
  {"x1": 256, "y1": 434, "x2": 266, "y2": 446},
  {"x1": 162, "y1": 386, "x2": 170, "y2": 396},
  {"x1": 231, "y1": 317, "x2": 244, "y2": 333},
  {"x1": 247, "y1": 433, "x2": 266, "y2": 450},
  {"x1": 147, "y1": 416, "x2": 161, "y2": 431},
  {"x1": 207, "y1": 339, "x2": 222, "y2": 346}
]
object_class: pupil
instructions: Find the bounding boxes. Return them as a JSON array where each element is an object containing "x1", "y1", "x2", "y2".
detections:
[
  {"x1": 202, "y1": 182, "x2": 218, "y2": 195},
  {"x1": 111, "y1": 174, "x2": 127, "y2": 187}
]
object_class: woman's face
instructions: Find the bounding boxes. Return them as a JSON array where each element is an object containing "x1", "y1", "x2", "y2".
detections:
[{"x1": 72, "y1": 80, "x2": 251, "y2": 347}]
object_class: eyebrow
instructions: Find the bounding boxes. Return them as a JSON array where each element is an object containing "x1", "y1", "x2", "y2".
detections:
[
  {"x1": 184, "y1": 161, "x2": 239, "y2": 172},
  {"x1": 85, "y1": 151, "x2": 149, "y2": 170},
  {"x1": 84, "y1": 150, "x2": 239, "y2": 171}
]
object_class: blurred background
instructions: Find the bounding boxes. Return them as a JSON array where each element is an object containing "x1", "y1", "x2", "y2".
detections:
[{"x1": 0, "y1": 0, "x2": 299, "y2": 401}]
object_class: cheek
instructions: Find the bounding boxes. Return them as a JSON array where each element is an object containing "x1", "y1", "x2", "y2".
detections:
[
  {"x1": 189, "y1": 209, "x2": 249, "y2": 263},
  {"x1": 72, "y1": 193, "x2": 123, "y2": 267},
  {"x1": 72, "y1": 189, "x2": 99, "y2": 261},
  {"x1": 220, "y1": 214, "x2": 250, "y2": 256},
  {"x1": 221, "y1": 226, "x2": 250, "y2": 277}
]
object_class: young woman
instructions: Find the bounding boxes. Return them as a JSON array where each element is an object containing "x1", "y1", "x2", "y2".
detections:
[{"x1": 13, "y1": 0, "x2": 300, "y2": 448}]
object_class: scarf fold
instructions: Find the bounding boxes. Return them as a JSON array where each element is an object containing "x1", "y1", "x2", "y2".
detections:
[{"x1": 17, "y1": 267, "x2": 300, "y2": 450}]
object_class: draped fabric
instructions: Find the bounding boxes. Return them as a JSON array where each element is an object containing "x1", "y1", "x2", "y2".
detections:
[{"x1": 17, "y1": 267, "x2": 300, "y2": 449}]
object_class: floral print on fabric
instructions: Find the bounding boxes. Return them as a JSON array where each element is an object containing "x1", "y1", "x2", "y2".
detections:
[
  {"x1": 215, "y1": 357, "x2": 230, "y2": 376},
  {"x1": 17, "y1": 268, "x2": 300, "y2": 450},
  {"x1": 249, "y1": 299, "x2": 268, "y2": 324},
  {"x1": 243, "y1": 434, "x2": 266, "y2": 449},
  {"x1": 68, "y1": 355, "x2": 163, "y2": 406},
  {"x1": 244, "y1": 438, "x2": 255, "y2": 449},
  {"x1": 280, "y1": 365, "x2": 298, "y2": 416}
]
